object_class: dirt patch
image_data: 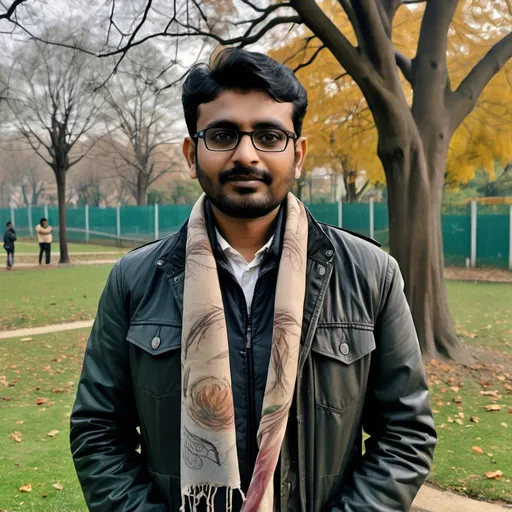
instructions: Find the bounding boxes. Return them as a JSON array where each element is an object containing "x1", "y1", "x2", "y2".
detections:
[
  {"x1": 445, "y1": 267, "x2": 512, "y2": 283},
  {"x1": 425, "y1": 344, "x2": 512, "y2": 388}
]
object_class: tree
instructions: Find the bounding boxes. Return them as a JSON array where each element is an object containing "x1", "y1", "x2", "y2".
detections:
[
  {"x1": 101, "y1": 46, "x2": 185, "y2": 205},
  {"x1": 7, "y1": 32, "x2": 102, "y2": 263}
]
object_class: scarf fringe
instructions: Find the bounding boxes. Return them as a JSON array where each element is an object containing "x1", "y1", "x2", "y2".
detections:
[{"x1": 181, "y1": 485, "x2": 245, "y2": 512}]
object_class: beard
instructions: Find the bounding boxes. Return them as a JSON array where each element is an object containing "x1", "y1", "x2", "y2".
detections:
[{"x1": 195, "y1": 158, "x2": 295, "y2": 219}]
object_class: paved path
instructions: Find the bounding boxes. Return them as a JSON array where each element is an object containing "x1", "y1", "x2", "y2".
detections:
[
  {"x1": 16, "y1": 251, "x2": 121, "y2": 256},
  {"x1": 0, "y1": 320, "x2": 94, "y2": 340},
  {"x1": 1, "y1": 259, "x2": 118, "y2": 270},
  {"x1": 412, "y1": 485, "x2": 512, "y2": 511}
]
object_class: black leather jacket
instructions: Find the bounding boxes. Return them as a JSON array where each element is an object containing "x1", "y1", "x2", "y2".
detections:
[{"x1": 70, "y1": 206, "x2": 436, "y2": 512}]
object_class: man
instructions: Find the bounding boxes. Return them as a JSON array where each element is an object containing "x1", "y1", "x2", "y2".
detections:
[
  {"x1": 35, "y1": 217, "x2": 52, "y2": 265},
  {"x1": 3, "y1": 221, "x2": 16, "y2": 270},
  {"x1": 71, "y1": 49, "x2": 436, "y2": 512}
]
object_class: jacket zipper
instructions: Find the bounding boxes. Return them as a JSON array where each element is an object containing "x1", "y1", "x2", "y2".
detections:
[{"x1": 245, "y1": 314, "x2": 256, "y2": 485}]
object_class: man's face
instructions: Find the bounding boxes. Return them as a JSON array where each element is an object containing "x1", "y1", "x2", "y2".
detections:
[
  {"x1": 183, "y1": 89, "x2": 307, "y2": 219},
  {"x1": 42, "y1": 220, "x2": 47, "y2": 227}
]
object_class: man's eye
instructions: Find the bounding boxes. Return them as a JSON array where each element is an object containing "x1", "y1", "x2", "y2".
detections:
[
  {"x1": 210, "y1": 131, "x2": 237, "y2": 141},
  {"x1": 256, "y1": 131, "x2": 283, "y2": 142}
]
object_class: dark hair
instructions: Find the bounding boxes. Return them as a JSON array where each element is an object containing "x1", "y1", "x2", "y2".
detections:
[
  {"x1": 182, "y1": 48, "x2": 308, "y2": 137},
  {"x1": 6, "y1": 221, "x2": 12, "y2": 227},
  {"x1": 40, "y1": 217, "x2": 47, "y2": 224}
]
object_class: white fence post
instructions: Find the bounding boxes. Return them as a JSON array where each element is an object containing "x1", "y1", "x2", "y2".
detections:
[
  {"x1": 10, "y1": 206, "x2": 15, "y2": 227},
  {"x1": 44, "y1": 204, "x2": 49, "y2": 221},
  {"x1": 470, "y1": 200, "x2": 477, "y2": 268},
  {"x1": 85, "y1": 204, "x2": 90, "y2": 244},
  {"x1": 154, "y1": 203, "x2": 159, "y2": 240},
  {"x1": 369, "y1": 197, "x2": 374, "y2": 239},
  {"x1": 28, "y1": 204, "x2": 33, "y2": 236},
  {"x1": 337, "y1": 199, "x2": 343, "y2": 228},
  {"x1": 509, "y1": 205, "x2": 512, "y2": 271},
  {"x1": 116, "y1": 205, "x2": 121, "y2": 245}
]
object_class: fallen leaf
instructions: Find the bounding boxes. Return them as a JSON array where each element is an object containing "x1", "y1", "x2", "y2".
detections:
[
  {"x1": 485, "y1": 470, "x2": 503, "y2": 480},
  {"x1": 52, "y1": 483, "x2": 63, "y2": 491},
  {"x1": 47, "y1": 429, "x2": 59, "y2": 437},
  {"x1": 10, "y1": 431, "x2": 22, "y2": 443},
  {"x1": 472, "y1": 446, "x2": 484, "y2": 454},
  {"x1": 439, "y1": 424, "x2": 446, "y2": 428},
  {"x1": 432, "y1": 410, "x2": 440, "y2": 413},
  {"x1": 497, "y1": 376, "x2": 506, "y2": 382},
  {"x1": 436, "y1": 401, "x2": 444, "y2": 406},
  {"x1": 1, "y1": 396, "x2": 10, "y2": 401},
  {"x1": 35, "y1": 398, "x2": 48, "y2": 406},
  {"x1": 504, "y1": 383, "x2": 512, "y2": 392},
  {"x1": 450, "y1": 386, "x2": 460, "y2": 393},
  {"x1": 19, "y1": 484, "x2": 32, "y2": 492},
  {"x1": 42, "y1": 493, "x2": 48, "y2": 497},
  {"x1": 447, "y1": 417, "x2": 454, "y2": 423},
  {"x1": 486, "y1": 404, "x2": 501, "y2": 412},
  {"x1": 455, "y1": 419, "x2": 464, "y2": 425},
  {"x1": 16, "y1": 420, "x2": 24, "y2": 425},
  {"x1": 453, "y1": 396, "x2": 463, "y2": 404},
  {"x1": 51, "y1": 388, "x2": 64, "y2": 394},
  {"x1": 34, "y1": 386, "x2": 40, "y2": 391},
  {"x1": 509, "y1": 408, "x2": 512, "y2": 414},
  {"x1": 480, "y1": 390, "x2": 500, "y2": 397},
  {"x1": 458, "y1": 412, "x2": 465, "y2": 418},
  {"x1": 470, "y1": 416, "x2": 480, "y2": 424},
  {"x1": 20, "y1": 337, "x2": 32, "y2": 341},
  {"x1": 501, "y1": 423, "x2": 508, "y2": 428}
]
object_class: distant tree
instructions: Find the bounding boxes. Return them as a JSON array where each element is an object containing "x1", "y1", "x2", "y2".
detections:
[{"x1": 7, "y1": 30, "x2": 103, "y2": 263}]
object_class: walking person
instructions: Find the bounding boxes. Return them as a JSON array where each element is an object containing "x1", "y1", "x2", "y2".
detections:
[
  {"x1": 3, "y1": 221, "x2": 16, "y2": 270},
  {"x1": 71, "y1": 48, "x2": 436, "y2": 512},
  {"x1": 35, "y1": 217, "x2": 52, "y2": 265}
]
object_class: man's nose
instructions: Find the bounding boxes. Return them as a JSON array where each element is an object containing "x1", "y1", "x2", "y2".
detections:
[{"x1": 232, "y1": 133, "x2": 260, "y2": 167}]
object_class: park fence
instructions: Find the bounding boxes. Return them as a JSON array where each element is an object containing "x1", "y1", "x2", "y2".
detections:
[{"x1": 1, "y1": 200, "x2": 511, "y2": 269}]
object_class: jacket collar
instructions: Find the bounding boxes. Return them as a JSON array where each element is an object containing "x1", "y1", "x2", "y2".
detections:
[{"x1": 156, "y1": 200, "x2": 335, "y2": 276}]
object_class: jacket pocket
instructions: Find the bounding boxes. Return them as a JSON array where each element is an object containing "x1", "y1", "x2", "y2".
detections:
[
  {"x1": 127, "y1": 323, "x2": 182, "y2": 399},
  {"x1": 311, "y1": 325, "x2": 375, "y2": 413}
]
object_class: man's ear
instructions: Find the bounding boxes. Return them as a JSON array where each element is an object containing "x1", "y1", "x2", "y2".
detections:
[
  {"x1": 294, "y1": 136, "x2": 307, "y2": 180},
  {"x1": 182, "y1": 137, "x2": 197, "y2": 179}
]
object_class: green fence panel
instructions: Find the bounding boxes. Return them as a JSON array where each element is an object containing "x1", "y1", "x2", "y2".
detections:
[
  {"x1": 121, "y1": 205, "x2": 154, "y2": 240},
  {"x1": 306, "y1": 203, "x2": 338, "y2": 226},
  {"x1": 159, "y1": 205, "x2": 193, "y2": 236},
  {"x1": 342, "y1": 202, "x2": 370, "y2": 238},
  {"x1": 442, "y1": 214, "x2": 471, "y2": 266},
  {"x1": 477, "y1": 214, "x2": 510, "y2": 268},
  {"x1": 373, "y1": 202, "x2": 389, "y2": 247}
]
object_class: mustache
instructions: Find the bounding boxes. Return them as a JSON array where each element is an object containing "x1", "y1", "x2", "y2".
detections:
[{"x1": 219, "y1": 166, "x2": 273, "y2": 185}]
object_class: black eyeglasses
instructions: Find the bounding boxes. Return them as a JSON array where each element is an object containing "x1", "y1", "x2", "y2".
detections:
[{"x1": 194, "y1": 127, "x2": 297, "y2": 152}]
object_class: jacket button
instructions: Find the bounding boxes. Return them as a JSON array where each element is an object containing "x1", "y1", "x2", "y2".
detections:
[
  {"x1": 174, "y1": 276, "x2": 180, "y2": 283},
  {"x1": 318, "y1": 266, "x2": 326, "y2": 276},
  {"x1": 326, "y1": 249, "x2": 334, "y2": 257},
  {"x1": 151, "y1": 337, "x2": 161, "y2": 350},
  {"x1": 340, "y1": 343, "x2": 350, "y2": 355},
  {"x1": 156, "y1": 260, "x2": 164, "y2": 266}
]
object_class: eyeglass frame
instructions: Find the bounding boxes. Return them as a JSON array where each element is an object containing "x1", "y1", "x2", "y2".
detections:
[{"x1": 193, "y1": 127, "x2": 298, "y2": 153}]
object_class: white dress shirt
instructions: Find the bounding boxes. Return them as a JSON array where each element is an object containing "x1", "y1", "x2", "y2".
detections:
[{"x1": 215, "y1": 228, "x2": 274, "y2": 313}]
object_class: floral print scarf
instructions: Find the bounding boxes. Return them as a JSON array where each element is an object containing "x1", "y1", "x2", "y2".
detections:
[{"x1": 181, "y1": 193, "x2": 308, "y2": 511}]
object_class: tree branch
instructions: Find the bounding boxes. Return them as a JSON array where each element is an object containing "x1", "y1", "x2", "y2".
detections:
[
  {"x1": 449, "y1": 31, "x2": 512, "y2": 129},
  {"x1": 293, "y1": 45, "x2": 326, "y2": 73},
  {"x1": 0, "y1": 0, "x2": 27, "y2": 21},
  {"x1": 395, "y1": 51, "x2": 413, "y2": 84}
]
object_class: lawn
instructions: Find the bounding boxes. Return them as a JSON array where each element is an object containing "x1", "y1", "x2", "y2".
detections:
[
  {"x1": 0, "y1": 265, "x2": 113, "y2": 331},
  {"x1": 0, "y1": 330, "x2": 89, "y2": 511},
  {"x1": 0, "y1": 278, "x2": 511, "y2": 509}
]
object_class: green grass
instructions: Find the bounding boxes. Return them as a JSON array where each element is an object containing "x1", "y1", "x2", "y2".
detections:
[
  {"x1": 447, "y1": 281, "x2": 512, "y2": 354},
  {"x1": 0, "y1": 277, "x2": 511, "y2": 508},
  {"x1": 14, "y1": 242, "x2": 124, "y2": 254},
  {"x1": 0, "y1": 265, "x2": 113, "y2": 331},
  {"x1": 427, "y1": 371, "x2": 512, "y2": 502},
  {"x1": 0, "y1": 330, "x2": 89, "y2": 511}
]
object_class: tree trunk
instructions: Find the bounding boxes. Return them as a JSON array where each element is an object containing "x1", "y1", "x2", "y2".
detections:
[
  {"x1": 379, "y1": 127, "x2": 467, "y2": 362},
  {"x1": 55, "y1": 170, "x2": 70, "y2": 264},
  {"x1": 136, "y1": 173, "x2": 149, "y2": 205}
]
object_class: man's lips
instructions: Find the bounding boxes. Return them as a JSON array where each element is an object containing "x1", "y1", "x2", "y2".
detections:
[{"x1": 226, "y1": 175, "x2": 264, "y2": 182}]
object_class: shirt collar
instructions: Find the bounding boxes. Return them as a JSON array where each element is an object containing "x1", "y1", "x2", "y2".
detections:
[{"x1": 215, "y1": 227, "x2": 274, "y2": 263}]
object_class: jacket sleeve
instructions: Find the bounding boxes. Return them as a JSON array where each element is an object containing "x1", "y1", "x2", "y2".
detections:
[
  {"x1": 332, "y1": 256, "x2": 436, "y2": 511},
  {"x1": 70, "y1": 261, "x2": 168, "y2": 511}
]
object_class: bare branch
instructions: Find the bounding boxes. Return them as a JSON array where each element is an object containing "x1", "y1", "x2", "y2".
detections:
[
  {"x1": 293, "y1": 45, "x2": 326, "y2": 73},
  {"x1": 395, "y1": 51, "x2": 413, "y2": 84},
  {"x1": 0, "y1": 0, "x2": 27, "y2": 21}
]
